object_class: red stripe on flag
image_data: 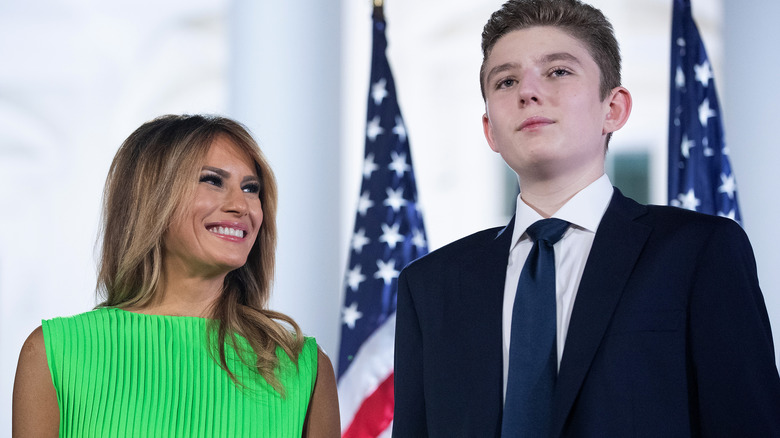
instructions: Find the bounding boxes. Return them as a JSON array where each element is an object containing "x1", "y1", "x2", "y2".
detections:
[{"x1": 342, "y1": 372, "x2": 394, "y2": 438}]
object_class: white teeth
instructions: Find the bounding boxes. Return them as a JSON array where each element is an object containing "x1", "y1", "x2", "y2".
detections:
[{"x1": 209, "y1": 226, "x2": 245, "y2": 238}]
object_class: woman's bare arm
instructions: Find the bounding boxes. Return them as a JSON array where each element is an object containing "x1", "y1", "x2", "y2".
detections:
[
  {"x1": 12, "y1": 326, "x2": 59, "y2": 437},
  {"x1": 303, "y1": 348, "x2": 340, "y2": 437}
]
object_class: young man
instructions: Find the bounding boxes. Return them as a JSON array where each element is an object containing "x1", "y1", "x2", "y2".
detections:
[{"x1": 393, "y1": 0, "x2": 780, "y2": 436}]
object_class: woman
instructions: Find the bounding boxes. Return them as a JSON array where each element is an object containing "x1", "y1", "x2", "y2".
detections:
[{"x1": 12, "y1": 115, "x2": 340, "y2": 437}]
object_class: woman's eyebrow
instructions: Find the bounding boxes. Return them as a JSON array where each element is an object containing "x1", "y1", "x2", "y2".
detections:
[{"x1": 202, "y1": 166, "x2": 229, "y2": 177}]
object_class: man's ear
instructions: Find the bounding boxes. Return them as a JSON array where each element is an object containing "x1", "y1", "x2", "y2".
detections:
[
  {"x1": 483, "y1": 112, "x2": 500, "y2": 153},
  {"x1": 602, "y1": 86, "x2": 632, "y2": 135}
]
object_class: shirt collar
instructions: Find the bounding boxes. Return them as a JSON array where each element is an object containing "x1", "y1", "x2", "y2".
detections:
[{"x1": 510, "y1": 174, "x2": 614, "y2": 251}]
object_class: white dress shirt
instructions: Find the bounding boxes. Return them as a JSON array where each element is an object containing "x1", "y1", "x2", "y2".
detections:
[{"x1": 502, "y1": 174, "x2": 614, "y2": 398}]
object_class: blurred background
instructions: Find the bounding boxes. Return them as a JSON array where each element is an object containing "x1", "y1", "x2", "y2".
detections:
[{"x1": 2, "y1": 0, "x2": 779, "y2": 432}]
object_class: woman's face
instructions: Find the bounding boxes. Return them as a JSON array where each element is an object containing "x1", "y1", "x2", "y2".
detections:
[{"x1": 163, "y1": 135, "x2": 263, "y2": 278}]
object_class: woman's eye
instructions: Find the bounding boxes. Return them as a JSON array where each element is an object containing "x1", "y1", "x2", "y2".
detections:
[
  {"x1": 199, "y1": 174, "x2": 222, "y2": 187},
  {"x1": 551, "y1": 68, "x2": 570, "y2": 77},
  {"x1": 242, "y1": 182, "x2": 261, "y2": 194}
]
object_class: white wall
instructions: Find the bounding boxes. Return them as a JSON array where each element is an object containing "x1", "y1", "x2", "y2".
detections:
[
  {"x1": 723, "y1": 0, "x2": 780, "y2": 364},
  {"x1": 0, "y1": 1, "x2": 230, "y2": 432},
  {"x1": 228, "y1": 0, "x2": 344, "y2": 361}
]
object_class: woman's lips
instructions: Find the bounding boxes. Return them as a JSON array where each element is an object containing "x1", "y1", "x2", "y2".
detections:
[{"x1": 205, "y1": 221, "x2": 249, "y2": 240}]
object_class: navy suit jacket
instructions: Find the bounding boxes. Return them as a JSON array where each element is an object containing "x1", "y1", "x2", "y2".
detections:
[{"x1": 393, "y1": 189, "x2": 780, "y2": 437}]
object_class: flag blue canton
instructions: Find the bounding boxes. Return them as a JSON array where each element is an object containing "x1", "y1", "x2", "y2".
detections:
[
  {"x1": 668, "y1": 0, "x2": 741, "y2": 223},
  {"x1": 337, "y1": 18, "x2": 428, "y2": 379}
]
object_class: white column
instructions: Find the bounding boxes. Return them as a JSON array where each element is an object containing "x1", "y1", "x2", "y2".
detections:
[
  {"x1": 228, "y1": 1, "x2": 343, "y2": 358},
  {"x1": 724, "y1": 0, "x2": 780, "y2": 365}
]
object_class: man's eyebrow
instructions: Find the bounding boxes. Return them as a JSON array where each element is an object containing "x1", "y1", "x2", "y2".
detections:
[
  {"x1": 486, "y1": 62, "x2": 520, "y2": 85},
  {"x1": 540, "y1": 52, "x2": 582, "y2": 65}
]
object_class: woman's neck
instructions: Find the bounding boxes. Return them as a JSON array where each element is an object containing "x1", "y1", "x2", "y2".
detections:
[{"x1": 128, "y1": 269, "x2": 226, "y2": 318}]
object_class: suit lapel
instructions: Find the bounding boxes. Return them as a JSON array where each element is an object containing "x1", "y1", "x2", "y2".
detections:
[{"x1": 551, "y1": 190, "x2": 651, "y2": 437}]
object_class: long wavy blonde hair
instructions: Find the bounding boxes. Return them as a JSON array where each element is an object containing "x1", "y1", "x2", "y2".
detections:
[{"x1": 97, "y1": 114, "x2": 303, "y2": 391}]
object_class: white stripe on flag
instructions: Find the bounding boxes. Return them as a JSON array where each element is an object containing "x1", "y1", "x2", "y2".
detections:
[
  {"x1": 338, "y1": 312, "x2": 396, "y2": 432},
  {"x1": 378, "y1": 421, "x2": 393, "y2": 438}
]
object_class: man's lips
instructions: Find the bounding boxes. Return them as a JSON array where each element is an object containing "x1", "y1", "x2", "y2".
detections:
[{"x1": 518, "y1": 117, "x2": 554, "y2": 131}]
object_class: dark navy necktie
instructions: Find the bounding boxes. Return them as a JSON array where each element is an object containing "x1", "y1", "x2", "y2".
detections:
[{"x1": 502, "y1": 218, "x2": 570, "y2": 437}]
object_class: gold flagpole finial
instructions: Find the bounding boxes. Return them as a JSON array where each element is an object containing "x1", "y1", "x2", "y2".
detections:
[{"x1": 373, "y1": 0, "x2": 385, "y2": 21}]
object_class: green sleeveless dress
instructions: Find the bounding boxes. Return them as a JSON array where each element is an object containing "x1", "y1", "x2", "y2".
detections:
[{"x1": 42, "y1": 307, "x2": 317, "y2": 437}]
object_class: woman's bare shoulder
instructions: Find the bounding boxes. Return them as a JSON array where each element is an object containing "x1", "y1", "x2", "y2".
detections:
[
  {"x1": 302, "y1": 346, "x2": 340, "y2": 437},
  {"x1": 16, "y1": 326, "x2": 48, "y2": 378},
  {"x1": 12, "y1": 326, "x2": 59, "y2": 437}
]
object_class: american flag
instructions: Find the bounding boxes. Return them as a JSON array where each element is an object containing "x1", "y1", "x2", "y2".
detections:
[
  {"x1": 337, "y1": 6, "x2": 428, "y2": 437},
  {"x1": 668, "y1": 0, "x2": 741, "y2": 223}
]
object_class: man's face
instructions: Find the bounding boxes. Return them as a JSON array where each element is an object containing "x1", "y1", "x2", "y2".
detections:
[{"x1": 482, "y1": 26, "x2": 615, "y2": 183}]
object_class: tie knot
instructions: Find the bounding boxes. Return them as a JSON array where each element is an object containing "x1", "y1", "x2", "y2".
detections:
[{"x1": 526, "y1": 218, "x2": 569, "y2": 245}]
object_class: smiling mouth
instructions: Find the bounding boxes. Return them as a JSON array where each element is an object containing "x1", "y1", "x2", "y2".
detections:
[{"x1": 207, "y1": 226, "x2": 247, "y2": 238}]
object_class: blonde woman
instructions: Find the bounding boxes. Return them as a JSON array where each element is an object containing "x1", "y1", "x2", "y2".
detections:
[{"x1": 13, "y1": 115, "x2": 340, "y2": 437}]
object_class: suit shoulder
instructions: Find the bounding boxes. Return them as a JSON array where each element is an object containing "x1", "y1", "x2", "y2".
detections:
[
  {"x1": 635, "y1": 205, "x2": 755, "y2": 259},
  {"x1": 402, "y1": 225, "x2": 507, "y2": 275},
  {"x1": 644, "y1": 204, "x2": 744, "y2": 234},
  {"x1": 611, "y1": 189, "x2": 743, "y2": 235}
]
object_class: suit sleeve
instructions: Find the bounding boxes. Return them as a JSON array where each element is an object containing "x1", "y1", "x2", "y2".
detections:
[
  {"x1": 393, "y1": 268, "x2": 428, "y2": 437},
  {"x1": 689, "y1": 220, "x2": 780, "y2": 435}
]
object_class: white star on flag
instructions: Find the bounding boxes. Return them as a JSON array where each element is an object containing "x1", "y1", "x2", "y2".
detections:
[
  {"x1": 363, "y1": 153, "x2": 379, "y2": 179},
  {"x1": 718, "y1": 173, "x2": 737, "y2": 199},
  {"x1": 357, "y1": 191, "x2": 374, "y2": 216},
  {"x1": 389, "y1": 151, "x2": 410, "y2": 177},
  {"x1": 681, "y1": 133, "x2": 694, "y2": 159},
  {"x1": 351, "y1": 228, "x2": 371, "y2": 254},
  {"x1": 698, "y1": 98, "x2": 716, "y2": 128},
  {"x1": 346, "y1": 265, "x2": 367, "y2": 292},
  {"x1": 374, "y1": 259, "x2": 400, "y2": 285},
  {"x1": 694, "y1": 60, "x2": 713, "y2": 87},
  {"x1": 379, "y1": 223, "x2": 405, "y2": 249},
  {"x1": 702, "y1": 136, "x2": 714, "y2": 157},
  {"x1": 371, "y1": 78, "x2": 388, "y2": 105},
  {"x1": 342, "y1": 302, "x2": 363, "y2": 329},
  {"x1": 384, "y1": 187, "x2": 408, "y2": 212},
  {"x1": 367, "y1": 116, "x2": 384, "y2": 142},
  {"x1": 412, "y1": 228, "x2": 427, "y2": 248},
  {"x1": 677, "y1": 189, "x2": 701, "y2": 211},
  {"x1": 393, "y1": 116, "x2": 407, "y2": 142},
  {"x1": 675, "y1": 67, "x2": 685, "y2": 89}
]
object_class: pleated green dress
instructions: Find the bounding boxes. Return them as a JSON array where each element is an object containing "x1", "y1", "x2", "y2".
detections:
[{"x1": 42, "y1": 307, "x2": 317, "y2": 437}]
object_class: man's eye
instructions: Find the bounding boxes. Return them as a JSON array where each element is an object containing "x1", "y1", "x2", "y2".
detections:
[
  {"x1": 550, "y1": 68, "x2": 571, "y2": 77},
  {"x1": 199, "y1": 174, "x2": 222, "y2": 187},
  {"x1": 497, "y1": 78, "x2": 516, "y2": 89}
]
